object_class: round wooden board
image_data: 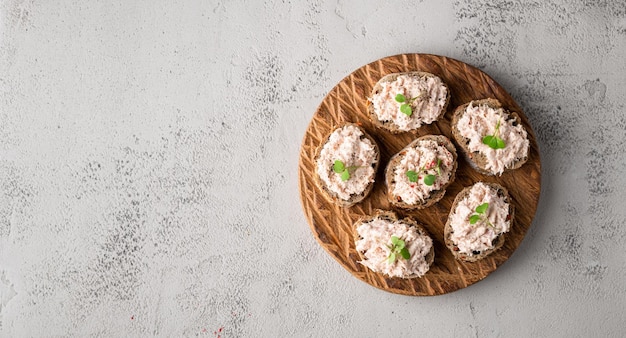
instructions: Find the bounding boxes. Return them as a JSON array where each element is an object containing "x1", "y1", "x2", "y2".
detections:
[{"x1": 298, "y1": 54, "x2": 541, "y2": 296}]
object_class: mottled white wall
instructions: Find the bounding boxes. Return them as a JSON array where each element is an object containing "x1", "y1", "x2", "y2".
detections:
[{"x1": 1, "y1": 0, "x2": 625, "y2": 336}]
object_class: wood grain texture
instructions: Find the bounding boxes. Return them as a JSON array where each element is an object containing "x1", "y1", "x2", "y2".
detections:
[{"x1": 298, "y1": 54, "x2": 541, "y2": 296}]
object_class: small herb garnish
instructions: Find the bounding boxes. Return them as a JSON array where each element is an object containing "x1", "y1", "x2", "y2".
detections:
[
  {"x1": 482, "y1": 119, "x2": 506, "y2": 149},
  {"x1": 423, "y1": 172, "x2": 437, "y2": 186},
  {"x1": 333, "y1": 160, "x2": 363, "y2": 182},
  {"x1": 387, "y1": 235, "x2": 411, "y2": 264},
  {"x1": 469, "y1": 202, "x2": 494, "y2": 228},
  {"x1": 395, "y1": 92, "x2": 426, "y2": 117},
  {"x1": 405, "y1": 158, "x2": 442, "y2": 186},
  {"x1": 406, "y1": 170, "x2": 419, "y2": 182}
]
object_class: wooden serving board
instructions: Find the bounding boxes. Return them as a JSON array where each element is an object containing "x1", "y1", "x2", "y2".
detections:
[{"x1": 298, "y1": 54, "x2": 541, "y2": 296}]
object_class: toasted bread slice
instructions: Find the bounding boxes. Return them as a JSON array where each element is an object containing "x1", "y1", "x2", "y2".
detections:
[
  {"x1": 451, "y1": 98, "x2": 529, "y2": 176},
  {"x1": 385, "y1": 135, "x2": 458, "y2": 210},
  {"x1": 314, "y1": 123, "x2": 380, "y2": 207},
  {"x1": 368, "y1": 72, "x2": 450, "y2": 133},
  {"x1": 354, "y1": 209, "x2": 434, "y2": 278},
  {"x1": 444, "y1": 182, "x2": 515, "y2": 262}
]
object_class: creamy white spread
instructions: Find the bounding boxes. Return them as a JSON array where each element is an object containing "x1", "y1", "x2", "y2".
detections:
[
  {"x1": 370, "y1": 74, "x2": 448, "y2": 131},
  {"x1": 317, "y1": 125, "x2": 377, "y2": 201},
  {"x1": 356, "y1": 217, "x2": 432, "y2": 278},
  {"x1": 392, "y1": 139, "x2": 454, "y2": 205},
  {"x1": 457, "y1": 102, "x2": 529, "y2": 175},
  {"x1": 448, "y1": 182, "x2": 511, "y2": 256}
]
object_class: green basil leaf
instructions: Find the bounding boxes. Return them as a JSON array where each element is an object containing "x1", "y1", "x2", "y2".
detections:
[
  {"x1": 476, "y1": 202, "x2": 489, "y2": 214},
  {"x1": 496, "y1": 137, "x2": 506, "y2": 149},
  {"x1": 400, "y1": 104, "x2": 412, "y2": 116},
  {"x1": 423, "y1": 174, "x2": 436, "y2": 186},
  {"x1": 333, "y1": 160, "x2": 345, "y2": 173},
  {"x1": 469, "y1": 214, "x2": 481, "y2": 224},
  {"x1": 488, "y1": 137, "x2": 499, "y2": 149},
  {"x1": 391, "y1": 235, "x2": 400, "y2": 245},
  {"x1": 396, "y1": 239, "x2": 405, "y2": 250},
  {"x1": 400, "y1": 247, "x2": 411, "y2": 260}
]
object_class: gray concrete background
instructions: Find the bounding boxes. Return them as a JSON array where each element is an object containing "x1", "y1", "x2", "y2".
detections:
[{"x1": 1, "y1": 0, "x2": 625, "y2": 336}]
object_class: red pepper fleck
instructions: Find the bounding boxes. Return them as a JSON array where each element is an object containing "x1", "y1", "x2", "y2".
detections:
[
  {"x1": 453, "y1": 246, "x2": 459, "y2": 251},
  {"x1": 506, "y1": 214, "x2": 511, "y2": 221},
  {"x1": 410, "y1": 184, "x2": 415, "y2": 188},
  {"x1": 131, "y1": 316, "x2": 134, "y2": 320},
  {"x1": 396, "y1": 196, "x2": 402, "y2": 202}
]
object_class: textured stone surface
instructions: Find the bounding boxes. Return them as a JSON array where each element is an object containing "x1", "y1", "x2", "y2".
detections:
[{"x1": 1, "y1": 0, "x2": 625, "y2": 336}]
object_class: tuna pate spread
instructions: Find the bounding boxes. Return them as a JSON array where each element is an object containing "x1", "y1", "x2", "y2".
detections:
[
  {"x1": 370, "y1": 74, "x2": 448, "y2": 131},
  {"x1": 457, "y1": 102, "x2": 529, "y2": 175},
  {"x1": 317, "y1": 125, "x2": 377, "y2": 201},
  {"x1": 448, "y1": 182, "x2": 511, "y2": 256},
  {"x1": 392, "y1": 139, "x2": 455, "y2": 205},
  {"x1": 356, "y1": 216, "x2": 432, "y2": 278}
]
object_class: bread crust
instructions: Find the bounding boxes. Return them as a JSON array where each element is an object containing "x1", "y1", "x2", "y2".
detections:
[
  {"x1": 353, "y1": 209, "x2": 435, "y2": 278},
  {"x1": 451, "y1": 98, "x2": 528, "y2": 175},
  {"x1": 385, "y1": 135, "x2": 458, "y2": 210},
  {"x1": 314, "y1": 123, "x2": 380, "y2": 207},
  {"x1": 444, "y1": 182, "x2": 515, "y2": 262},
  {"x1": 368, "y1": 72, "x2": 450, "y2": 134}
]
